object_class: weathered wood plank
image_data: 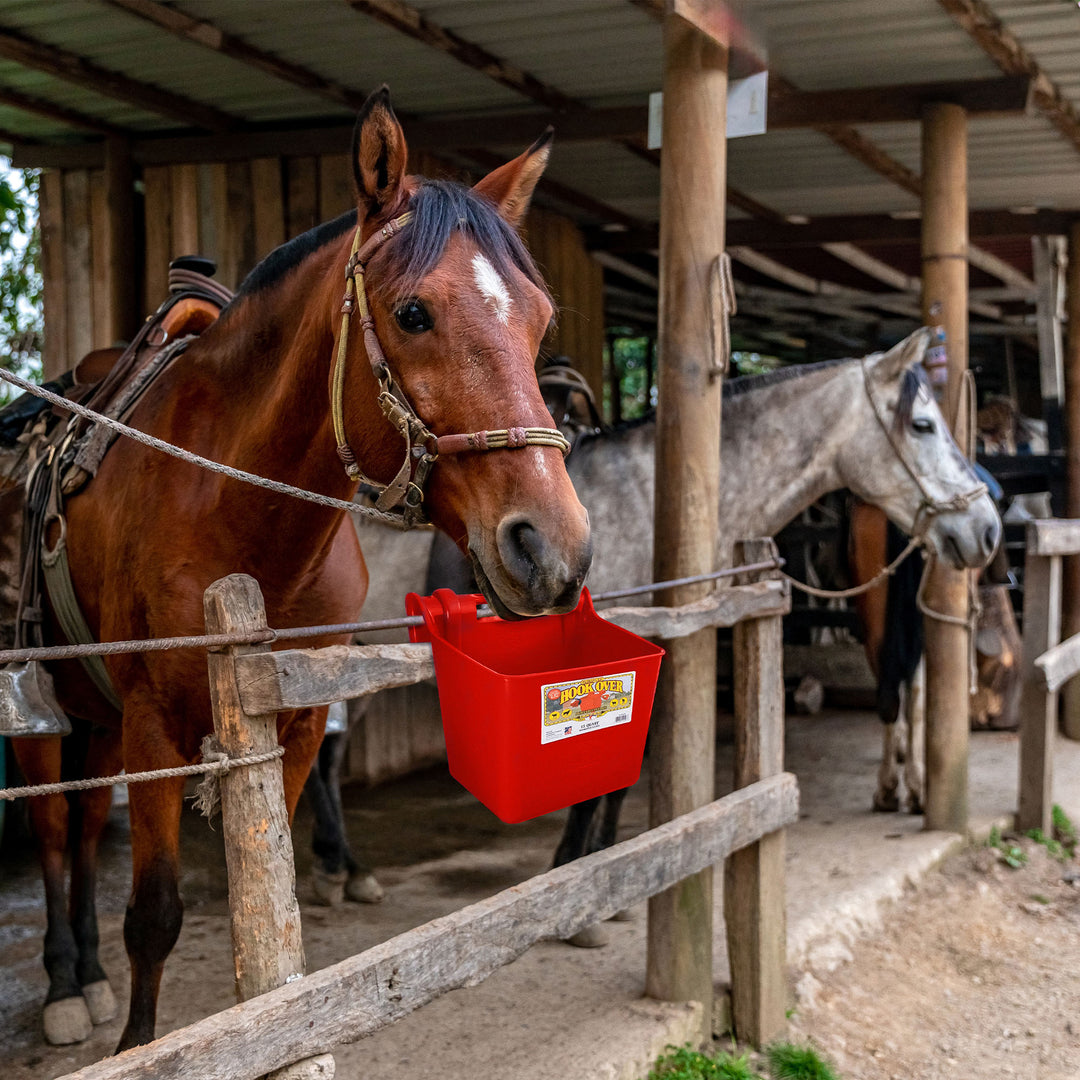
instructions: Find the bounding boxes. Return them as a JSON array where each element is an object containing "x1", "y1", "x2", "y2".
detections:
[
  {"x1": 1034, "y1": 631, "x2": 1080, "y2": 693},
  {"x1": 726, "y1": 540, "x2": 787, "y2": 1046},
  {"x1": 602, "y1": 580, "x2": 788, "y2": 640},
  {"x1": 251, "y1": 157, "x2": 285, "y2": 258},
  {"x1": 57, "y1": 774, "x2": 798, "y2": 1080},
  {"x1": 237, "y1": 643, "x2": 435, "y2": 713},
  {"x1": 204, "y1": 575, "x2": 305, "y2": 1001},
  {"x1": 38, "y1": 169, "x2": 67, "y2": 380},
  {"x1": 62, "y1": 169, "x2": 94, "y2": 364},
  {"x1": 1027, "y1": 518, "x2": 1080, "y2": 558},
  {"x1": 236, "y1": 583, "x2": 788, "y2": 714},
  {"x1": 141, "y1": 164, "x2": 172, "y2": 313},
  {"x1": 1017, "y1": 551, "x2": 1062, "y2": 832}
]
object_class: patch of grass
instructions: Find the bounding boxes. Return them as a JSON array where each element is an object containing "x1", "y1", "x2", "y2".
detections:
[
  {"x1": 1024, "y1": 827, "x2": 1067, "y2": 862},
  {"x1": 766, "y1": 1042, "x2": 840, "y2": 1080},
  {"x1": 987, "y1": 825, "x2": 1028, "y2": 869},
  {"x1": 644, "y1": 1044, "x2": 761, "y2": 1080},
  {"x1": 1029, "y1": 893, "x2": 1051, "y2": 905},
  {"x1": 1052, "y1": 804, "x2": 1078, "y2": 857}
]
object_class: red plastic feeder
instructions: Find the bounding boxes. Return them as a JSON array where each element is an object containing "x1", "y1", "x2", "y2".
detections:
[{"x1": 406, "y1": 588, "x2": 665, "y2": 823}]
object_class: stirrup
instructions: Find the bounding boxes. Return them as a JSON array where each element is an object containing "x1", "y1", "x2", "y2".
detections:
[{"x1": 0, "y1": 660, "x2": 71, "y2": 736}]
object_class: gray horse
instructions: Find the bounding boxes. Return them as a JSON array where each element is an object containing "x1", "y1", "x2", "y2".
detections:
[{"x1": 306, "y1": 327, "x2": 1001, "y2": 913}]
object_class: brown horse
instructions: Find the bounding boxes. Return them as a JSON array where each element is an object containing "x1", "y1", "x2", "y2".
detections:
[{"x1": 11, "y1": 87, "x2": 591, "y2": 1052}]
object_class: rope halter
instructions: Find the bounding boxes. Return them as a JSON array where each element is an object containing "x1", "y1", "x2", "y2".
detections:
[{"x1": 330, "y1": 211, "x2": 571, "y2": 529}]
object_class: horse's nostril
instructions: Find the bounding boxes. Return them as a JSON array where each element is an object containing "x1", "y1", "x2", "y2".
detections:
[{"x1": 498, "y1": 518, "x2": 544, "y2": 587}]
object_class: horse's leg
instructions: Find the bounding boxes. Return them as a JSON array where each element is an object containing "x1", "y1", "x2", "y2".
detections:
[
  {"x1": 553, "y1": 796, "x2": 602, "y2": 867},
  {"x1": 873, "y1": 683, "x2": 902, "y2": 813},
  {"x1": 554, "y1": 796, "x2": 609, "y2": 948},
  {"x1": 588, "y1": 786, "x2": 635, "y2": 922},
  {"x1": 904, "y1": 658, "x2": 926, "y2": 814},
  {"x1": 117, "y1": 769, "x2": 186, "y2": 1053},
  {"x1": 12, "y1": 736, "x2": 94, "y2": 1045},
  {"x1": 325, "y1": 723, "x2": 383, "y2": 904},
  {"x1": 70, "y1": 729, "x2": 122, "y2": 1025},
  {"x1": 306, "y1": 740, "x2": 349, "y2": 906}
]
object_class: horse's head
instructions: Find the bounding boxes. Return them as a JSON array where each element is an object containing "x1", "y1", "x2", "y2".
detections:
[
  {"x1": 840, "y1": 328, "x2": 1001, "y2": 570},
  {"x1": 339, "y1": 88, "x2": 591, "y2": 618}
]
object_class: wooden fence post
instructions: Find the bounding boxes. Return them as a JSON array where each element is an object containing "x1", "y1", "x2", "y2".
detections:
[
  {"x1": 1016, "y1": 534, "x2": 1061, "y2": 833},
  {"x1": 205, "y1": 574, "x2": 334, "y2": 1080},
  {"x1": 725, "y1": 540, "x2": 787, "y2": 1046},
  {"x1": 1062, "y1": 222, "x2": 1080, "y2": 739}
]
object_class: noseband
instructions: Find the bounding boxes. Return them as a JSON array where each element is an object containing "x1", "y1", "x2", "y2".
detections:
[
  {"x1": 331, "y1": 211, "x2": 571, "y2": 528},
  {"x1": 861, "y1": 356, "x2": 987, "y2": 541}
]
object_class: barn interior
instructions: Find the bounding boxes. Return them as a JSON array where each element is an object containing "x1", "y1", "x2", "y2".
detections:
[{"x1": 2, "y1": 1, "x2": 1080, "y2": 1077}]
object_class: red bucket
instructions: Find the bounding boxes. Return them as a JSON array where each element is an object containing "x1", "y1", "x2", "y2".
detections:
[{"x1": 407, "y1": 588, "x2": 665, "y2": 823}]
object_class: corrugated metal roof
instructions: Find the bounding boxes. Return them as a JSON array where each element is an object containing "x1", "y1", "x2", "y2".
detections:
[{"x1": 0, "y1": 0, "x2": 1077, "y2": 299}]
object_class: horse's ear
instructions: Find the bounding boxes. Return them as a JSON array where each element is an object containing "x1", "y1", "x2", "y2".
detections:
[
  {"x1": 352, "y1": 85, "x2": 408, "y2": 219},
  {"x1": 472, "y1": 128, "x2": 552, "y2": 230},
  {"x1": 869, "y1": 326, "x2": 932, "y2": 381}
]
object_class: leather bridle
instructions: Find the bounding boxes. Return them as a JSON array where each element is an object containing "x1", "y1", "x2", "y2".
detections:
[{"x1": 331, "y1": 211, "x2": 571, "y2": 528}]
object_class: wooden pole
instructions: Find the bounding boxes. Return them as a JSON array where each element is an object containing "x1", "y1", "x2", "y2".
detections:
[
  {"x1": 1017, "y1": 540, "x2": 1061, "y2": 832},
  {"x1": 204, "y1": 574, "x2": 334, "y2": 1080},
  {"x1": 920, "y1": 102, "x2": 971, "y2": 834},
  {"x1": 645, "y1": 6, "x2": 727, "y2": 1043},
  {"x1": 1062, "y1": 222, "x2": 1080, "y2": 740},
  {"x1": 725, "y1": 540, "x2": 788, "y2": 1045}
]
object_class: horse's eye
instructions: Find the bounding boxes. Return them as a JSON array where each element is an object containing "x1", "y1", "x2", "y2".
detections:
[
  {"x1": 395, "y1": 299, "x2": 433, "y2": 334},
  {"x1": 912, "y1": 417, "x2": 935, "y2": 435}
]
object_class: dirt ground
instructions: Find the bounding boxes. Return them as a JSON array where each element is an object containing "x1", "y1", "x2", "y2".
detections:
[
  {"x1": 2, "y1": 714, "x2": 1079, "y2": 1080},
  {"x1": 785, "y1": 839, "x2": 1080, "y2": 1080}
]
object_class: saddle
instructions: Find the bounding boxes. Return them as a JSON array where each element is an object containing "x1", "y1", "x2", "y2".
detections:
[{"x1": 0, "y1": 256, "x2": 233, "y2": 734}]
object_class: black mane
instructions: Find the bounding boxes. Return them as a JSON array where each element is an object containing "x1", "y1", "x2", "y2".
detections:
[{"x1": 230, "y1": 179, "x2": 550, "y2": 308}]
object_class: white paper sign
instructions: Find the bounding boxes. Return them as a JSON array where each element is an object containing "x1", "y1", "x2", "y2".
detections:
[{"x1": 647, "y1": 71, "x2": 768, "y2": 148}]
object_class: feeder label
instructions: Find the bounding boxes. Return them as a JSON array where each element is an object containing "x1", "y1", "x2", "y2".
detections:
[{"x1": 541, "y1": 671, "x2": 635, "y2": 744}]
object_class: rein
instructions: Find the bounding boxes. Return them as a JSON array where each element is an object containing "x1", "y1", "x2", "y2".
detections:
[
  {"x1": 782, "y1": 357, "x2": 988, "y2": 613},
  {"x1": 331, "y1": 211, "x2": 571, "y2": 528}
]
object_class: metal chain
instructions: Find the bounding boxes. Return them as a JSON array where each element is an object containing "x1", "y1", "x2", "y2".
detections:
[
  {"x1": 0, "y1": 745, "x2": 284, "y2": 802},
  {"x1": 0, "y1": 367, "x2": 418, "y2": 529}
]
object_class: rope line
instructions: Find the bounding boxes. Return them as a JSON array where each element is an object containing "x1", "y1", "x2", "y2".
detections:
[
  {"x1": 782, "y1": 534, "x2": 921, "y2": 600},
  {"x1": 0, "y1": 367, "x2": 416, "y2": 529},
  {"x1": 0, "y1": 559, "x2": 785, "y2": 666},
  {"x1": 0, "y1": 746, "x2": 284, "y2": 802}
]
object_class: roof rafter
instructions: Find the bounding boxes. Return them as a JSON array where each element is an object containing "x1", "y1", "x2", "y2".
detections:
[
  {"x1": 101, "y1": 0, "x2": 367, "y2": 112},
  {"x1": 940, "y1": 0, "x2": 1080, "y2": 158},
  {"x1": 0, "y1": 83, "x2": 124, "y2": 135},
  {"x1": 0, "y1": 24, "x2": 239, "y2": 132}
]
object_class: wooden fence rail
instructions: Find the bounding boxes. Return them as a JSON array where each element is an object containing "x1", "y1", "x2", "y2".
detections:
[
  {"x1": 57, "y1": 567, "x2": 795, "y2": 1078},
  {"x1": 59, "y1": 774, "x2": 798, "y2": 1080}
]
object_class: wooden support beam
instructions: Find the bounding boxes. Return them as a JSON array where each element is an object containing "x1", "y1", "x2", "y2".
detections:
[
  {"x1": 646, "y1": 7, "x2": 726, "y2": 1044},
  {"x1": 1033, "y1": 631, "x2": 1080, "y2": 695},
  {"x1": 0, "y1": 26, "x2": 239, "y2": 132},
  {"x1": 0, "y1": 83, "x2": 124, "y2": 135},
  {"x1": 53, "y1": 775, "x2": 799, "y2": 1080},
  {"x1": 920, "y1": 101, "x2": 971, "y2": 835},
  {"x1": 1017, "y1": 541, "x2": 1061, "y2": 832},
  {"x1": 940, "y1": 0, "x2": 1080, "y2": 159},
  {"x1": 769, "y1": 75, "x2": 1032, "y2": 127},
  {"x1": 1033, "y1": 235, "x2": 1067, "y2": 464},
  {"x1": 587, "y1": 209, "x2": 1078, "y2": 255},
  {"x1": 1064, "y1": 226, "x2": 1080, "y2": 738},
  {"x1": 104, "y1": 136, "x2": 137, "y2": 343},
  {"x1": 102, "y1": 0, "x2": 366, "y2": 111}
]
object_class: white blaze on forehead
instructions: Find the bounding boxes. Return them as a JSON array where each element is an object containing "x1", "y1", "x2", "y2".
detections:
[{"x1": 471, "y1": 252, "x2": 512, "y2": 324}]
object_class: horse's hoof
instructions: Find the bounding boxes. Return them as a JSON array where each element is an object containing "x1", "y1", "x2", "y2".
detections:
[
  {"x1": 82, "y1": 979, "x2": 118, "y2": 1025},
  {"x1": 608, "y1": 908, "x2": 634, "y2": 922},
  {"x1": 43, "y1": 996, "x2": 93, "y2": 1045},
  {"x1": 565, "y1": 923, "x2": 609, "y2": 948},
  {"x1": 345, "y1": 872, "x2": 384, "y2": 904},
  {"x1": 872, "y1": 791, "x2": 900, "y2": 813},
  {"x1": 311, "y1": 867, "x2": 347, "y2": 907},
  {"x1": 905, "y1": 795, "x2": 924, "y2": 816}
]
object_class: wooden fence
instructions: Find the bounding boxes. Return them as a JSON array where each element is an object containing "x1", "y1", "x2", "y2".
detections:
[
  {"x1": 59, "y1": 559, "x2": 798, "y2": 1079},
  {"x1": 1018, "y1": 519, "x2": 1080, "y2": 831}
]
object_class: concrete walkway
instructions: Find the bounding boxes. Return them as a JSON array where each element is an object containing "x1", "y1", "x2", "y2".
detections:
[{"x1": 4, "y1": 712, "x2": 1079, "y2": 1080}]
